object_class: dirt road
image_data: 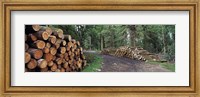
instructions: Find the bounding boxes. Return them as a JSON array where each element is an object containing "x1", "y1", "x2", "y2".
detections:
[
  {"x1": 84, "y1": 51, "x2": 170, "y2": 72},
  {"x1": 100, "y1": 54, "x2": 170, "y2": 72}
]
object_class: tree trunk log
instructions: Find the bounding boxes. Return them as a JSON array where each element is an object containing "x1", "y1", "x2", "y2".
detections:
[
  {"x1": 37, "y1": 59, "x2": 47, "y2": 68},
  {"x1": 33, "y1": 31, "x2": 49, "y2": 40},
  {"x1": 32, "y1": 40, "x2": 46, "y2": 49},
  {"x1": 44, "y1": 53, "x2": 54, "y2": 62},
  {"x1": 25, "y1": 52, "x2": 31, "y2": 63},
  {"x1": 26, "y1": 59, "x2": 37, "y2": 69},
  {"x1": 27, "y1": 48, "x2": 43, "y2": 59},
  {"x1": 50, "y1": 47, "x2": 57, "y2": 55}
]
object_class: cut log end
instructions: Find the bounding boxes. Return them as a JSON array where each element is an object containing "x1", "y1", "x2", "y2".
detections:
[
  {"x1": 42, "y1": 31, "x2": 49, "y2": 40},
  {"x1": 50, "y1": 47, "x2": 57, "y2": 55},
  {"x1": 43, "y1": 47, "x2": 50, "y2": 53},
  {"x1": 25, "y1": 52, "x2": 31, "y2": 63},
  {"x1": 37, "y1": 59, "x2": 47, "y2": 68},
  {"x1": 44, "y1": 53, "x2": 54, "y2": 62},
  {"x1": 28, "y1": 48, "x2": 43, "y2": 59},
  {"x1": 32, "y1": 25, "x2": 41, "y2": 31},
  {"x1": 27, "y1": 59, "x2": 37, "y2": 69},
  {"x1": 34, "y1": 40, "x2": 45, "y2": 49}
]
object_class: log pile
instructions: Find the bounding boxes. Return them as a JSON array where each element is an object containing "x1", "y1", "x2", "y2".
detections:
[
  {"x1": 101, "y1": 46, "x2": 159, "y2": 61},
  {"x1": 25, "y1": 25, "x2": 86, "y2": 72},
  {"x1": 114, "y1": 46, "x2": 146, "y2": 61}
]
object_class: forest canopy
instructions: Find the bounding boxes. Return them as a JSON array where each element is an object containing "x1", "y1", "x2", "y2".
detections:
[{"x1": 50, "y1": 25, "x2": 175, "y2": 61}]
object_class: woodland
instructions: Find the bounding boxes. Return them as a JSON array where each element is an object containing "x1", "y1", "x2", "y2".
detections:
[{"x1": 51, "y1": 25, "x2": 175, "y2": 61}]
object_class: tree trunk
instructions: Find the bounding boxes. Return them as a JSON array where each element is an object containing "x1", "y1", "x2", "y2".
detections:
[
  {"x1": 129, "y1": 25, "x2": 136, "y2": 47},
  {"x1": 162, "y1": 25, "x2": 166, "y2": 54}
]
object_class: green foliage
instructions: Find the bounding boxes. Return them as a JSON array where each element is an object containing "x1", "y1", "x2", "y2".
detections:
[{"x1": 82, "y1": 53, "x2": 103, "y2": 72}]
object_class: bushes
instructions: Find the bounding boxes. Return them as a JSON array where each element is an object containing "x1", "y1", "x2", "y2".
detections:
[{"x1": 82, "y1": 52, "x2": 103, "y2": 72}]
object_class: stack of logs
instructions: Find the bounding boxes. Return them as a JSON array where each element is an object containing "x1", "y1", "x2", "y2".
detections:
[
  {"x1": 25, "y1": 25, "x2": 86, "y2": 72},
  {"x1": 101, "y1": 46, "x2": 159, "y2": 61},
  {"x1": 114, "y1": 46, "x2": 146, "y2": 61}
]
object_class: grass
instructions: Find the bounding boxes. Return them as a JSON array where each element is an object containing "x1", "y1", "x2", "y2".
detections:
[
  {"x1": 82, "y1": 54, "x2": 103, "y2": 72},
  {"x1": 147, "y1": 61, "x2": 175, "y2": 72}
]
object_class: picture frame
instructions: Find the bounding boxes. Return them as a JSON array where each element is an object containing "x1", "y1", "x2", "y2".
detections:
[{"x1": 0, "y1": 0, "x2": 199, "y2": 97}]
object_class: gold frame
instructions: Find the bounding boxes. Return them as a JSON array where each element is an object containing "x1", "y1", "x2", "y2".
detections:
[{"x1": 0, "y1": 0, "x2": 199, "y2": 97}]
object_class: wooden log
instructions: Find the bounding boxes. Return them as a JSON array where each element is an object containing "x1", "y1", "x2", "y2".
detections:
[
  {"x1": 80, "y1": 47, "x2": 83, "y2": 52},
  {"x1": 25, "y1": 52, "x2": 31, "y2": 63},
  {"x1": 56, "y1": 53, "x2": 64, "y2": 58},
  {"x1": 77, "y1": 61, "x2": 82, "y2": 69},
  {"x1": 71, "y1": 39, "x2": 76, "y2": 44},
  {"x1": 37, "y1": 59, "x2": 47, "y2": 68},
  {"x1": 66, "y1": 46, "x2": 71, "y2": 51},
  {"x1": 33, "y1": 31, "x2": 49, "y2": 40},
  {"x1": 46, "y1": 42, "x2": 51, "y2": 48},
  {"x1": 55, "y1": 58, "x2": 62, "y2": 65},
  {"x1": 62, "y1": 59, "x2": 66, "y2": 64},
  {"x1": 51, "y1": 64, "x2": 57, "y2": 71},
  {"x1": 61, "y1": 40, "x2": 67, "y2": 46},
  {"x1": 68, "y1": 59, "x2": 73, "y2": 65},
  {"x1": 60, "y1": 68, "x2": 65, "y2": 72},
  {"x1": 52, "y1": 29, "x2": 64, "y2": 39},
  {"x1": 44, "y1": 53, "x2": 54, "y2": 62},
  {"x1": 25, "y1": 25, "x2": 41, "y2": 34},
  {"x1": 64, "y1": 53, "x2": 69, "y2": 61},
  {"x1": 52, "y1": 55, "x2": 57, "y2": 61},
  {"x1": 27, "y1": 48, "x2": 43, "y2": 59},
  {"x1": 67, "y1": 41, "x2": 73, "y2": 48},
  {"x1": 55, "y1": 43, "x2": 60, "y2": 49},
  {"x1": 55, "y1": 39, "x2": 62, "y2": 44},
  {"x1": 39, "y1": 26, "x2": 52, "y2": 35},
  {"x1": 55, "y1": 69, "x2": 61, "y2": 72},
  {"x1": 25, "y1": 43, "x2": 29, "y2": 51},
  {"x1": 27, "y1": 34, "x2": 37, "y2": 42},
  {"x1": 76, "y1": 41, "x2": 80, "y2": 46},
  {"x1": 64, "y1": 35, "x2": 71, "y2": 42},
  {"x1": 27, "y1": 59, "x2": 37, "y2": 69},
  {"x1": 40, "y1": 67, "x2": 48, "y2": 72},
  {"x1": 71, "y1": 48, "x2": 75, "y2": 53},
  {"x1": 47, "y1": 61, "x2": 54, "y2": 67},
  {"x1": 73, "y1": 44, "x2": 77, "y2": 50},
  {"x1": 32, "y1": 40, "x2": 45, "y2": 49},
  {"x1": 66, "y1": 67, "x2": 71, "y2": 72},
  {"x1": 57, "y1": 64, "x2": 62, "y2": 69},
  {"x1": 68, "y1": 51, "x2": 72, "y2": 56},
  {"x1": 43, "y1": 47, "x2": 50, "y2": 54},
  {"x1": 49, "y1": 47, "x2": 57, "y2": 55},
  {"x1": 63, "y1": 62, "x2": 69, "y2": 69},
  {"x1": 32, "y1": 25, "x2": 41, "y2": 31},
  {"x1": 48, "y1": 35, "x2": 57, "y2": 44},
  {"x1": 59, "y1": 47, "x2": 66, "y2": 54}
]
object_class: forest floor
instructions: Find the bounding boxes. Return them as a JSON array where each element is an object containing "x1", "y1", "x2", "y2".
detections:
[{"x1": 84, "y1": 51, "x2": 171, "y2": 72}]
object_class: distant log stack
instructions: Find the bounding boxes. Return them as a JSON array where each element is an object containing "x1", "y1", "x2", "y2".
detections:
[
  {"x1": 101, "y1": 46, "x2": 159, "y2": 61},
  {"x1": 25, "y1": 25, "x2": 86, "y2": 72}
]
